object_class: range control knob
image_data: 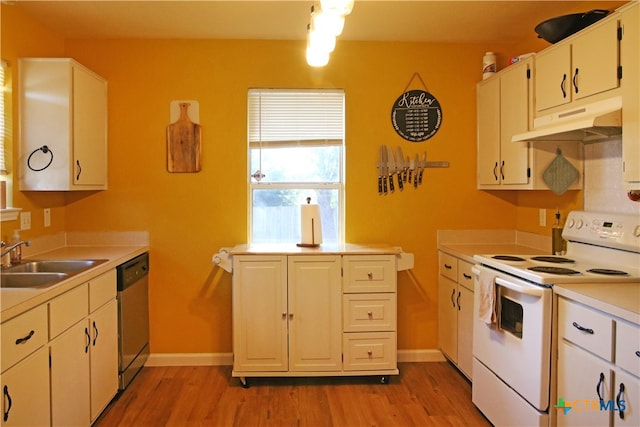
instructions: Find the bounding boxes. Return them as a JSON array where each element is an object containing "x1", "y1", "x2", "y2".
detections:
[
  {"x1": 634, "y1": 225, "x2": 640, "y2": 238},
  {"x1": 567, "y1": 218, "x2": 575, "y2": 228},
  {"x1": 576, "y1": 219, "x2": 584, "y2": 229}
]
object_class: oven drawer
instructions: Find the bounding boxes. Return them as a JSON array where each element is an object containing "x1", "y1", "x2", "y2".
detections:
[
  {"x1": 558, "y1": 297, "x2": 613, "y2": 361},
  {"x1": 616, "y1": 319, "x2": 640, "y2": 377},
  {"x1": 343, "y1": 294, "x2": 396, "y2": 332},
  {"x1": 458, "y1": 260, "x2": 474, "y2": 291},
  {"x1": 439, "y1": 252, "x2": 458, "y2": 282},
  {"x1": 342, "y1": 332, "x2": 396, "y2": 371}
]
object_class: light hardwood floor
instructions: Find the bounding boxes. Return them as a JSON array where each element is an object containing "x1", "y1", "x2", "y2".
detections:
[{"x1": 95, "y1": 362, "x2": 491, "y2": 426}]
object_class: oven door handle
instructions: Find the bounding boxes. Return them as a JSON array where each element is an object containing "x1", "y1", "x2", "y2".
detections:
[{"x1": 495, "y1": 277, "x2": 545, "y2": 297}]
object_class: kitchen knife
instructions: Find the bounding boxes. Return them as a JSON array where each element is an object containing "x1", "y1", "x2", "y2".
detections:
[
  {"x1": 408, "y1": 155, "x2": 414, "y2": 183},
  {"x1": 381, "y1": 145, "x2": 388, "y2": 194},
  {"x1": 377, "y1": 145, "x2": 384, "y2": 194},
  {"x1": 414, "y1": 153, "x2": 420, "y2": 188},
  {"x1": 386, "y1": 145, "x2": 397, "y2": 192},
  {"x1": 418, "y1": 152, "x2": 426, "y2": 185},
  {"x1": 396, "y1": 146, "x2": 406, "y2": 188}
]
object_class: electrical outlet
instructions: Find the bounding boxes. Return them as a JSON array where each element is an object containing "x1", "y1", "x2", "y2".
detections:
[
  {"x1": 539, "y1": 209, "x2": 547, "y2": 227},
  {"x1": 44, "y1": 208, "x2": 51, "y2": 227},
  {"x1": 20, "y1": 211, "x2": 32, "y2": 230}
]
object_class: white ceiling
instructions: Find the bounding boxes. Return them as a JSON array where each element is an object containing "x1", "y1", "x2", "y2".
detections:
[{"x1": 7, "y1": 0, "x2": 630, "y2": 44}]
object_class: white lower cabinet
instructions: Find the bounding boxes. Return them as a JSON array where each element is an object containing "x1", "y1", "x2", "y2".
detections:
[
  {"x1": 556, "y1": 296, "x2": 640, "y2": 427},
  {"x1": 1, "y1": 348, "x2": 50, "y2": 427},
  {"x1": 232, "y1": 252, "x2": 398, "y2": 384},
  {"x1": 438, "y1": 251, "x2": 474, "y2": 379},
  {"x1": 1, "y1": 269, "x2": 117, "y2": 427}
]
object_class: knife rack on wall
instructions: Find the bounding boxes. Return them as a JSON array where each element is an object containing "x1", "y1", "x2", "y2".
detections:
[{"x1": 376, "y1": 144, "x2": 449, "y2": 194}]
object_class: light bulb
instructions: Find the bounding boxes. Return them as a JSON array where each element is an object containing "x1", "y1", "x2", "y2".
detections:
[
  {"x1": 306, "y1": 46, "x2": 329, "y2": 67},
  {"x1": 312, "y1": 9, "x2": 345, "y2": 36},
  {"x1": 320, "y1": 0, "x2": 354, "y2": 16}
]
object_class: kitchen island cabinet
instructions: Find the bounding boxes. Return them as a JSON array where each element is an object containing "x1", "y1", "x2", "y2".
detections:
[
  {"x1": 230, "y1": 245, "x2": 399, "y2": 386},
  {"x1": 18, "y1": 58, "x2": 107, "y2": 191}
]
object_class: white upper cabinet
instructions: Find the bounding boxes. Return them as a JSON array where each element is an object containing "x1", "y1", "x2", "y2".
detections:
[
  {"x1": 18, "y1": 58, "x2": 108, "y2": 191},
  {"x1": 535, "y1": 18, "x2": 620, "y2": 114},
  {"x1": 620, "y1": 3, "x2": 640, "y2": 190}
]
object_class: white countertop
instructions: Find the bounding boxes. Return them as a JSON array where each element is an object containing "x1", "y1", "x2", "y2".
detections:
[
  {"x1": 1, "y1": 245, "x2": 148, "y2": 322},
  {"x1": 554, "y1": 283, "x2": 640, "y2": 324},
  {"x1": 229, "y1": 243, "x2": 400, "y2": 255}
]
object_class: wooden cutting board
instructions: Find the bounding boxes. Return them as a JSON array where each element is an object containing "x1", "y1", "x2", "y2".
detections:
[{"x1": 166, "y1": 102, "x2": 202, "y2": 172}]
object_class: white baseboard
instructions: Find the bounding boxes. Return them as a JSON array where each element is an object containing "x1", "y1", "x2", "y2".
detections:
[
  {"x1": 145, "y1": 349, "x2": 445, "y2": 367},
  {"x1": 146, "y1": 352, "x2": 233, "y2": 367},
  {"x1": 397, "y1": 349, "x2": 446, "y2": 363}
]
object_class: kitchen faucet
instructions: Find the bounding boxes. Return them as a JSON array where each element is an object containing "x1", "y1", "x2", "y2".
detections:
[{"x1": 0, "y1": 240, "x2": 31, "y2": 267}]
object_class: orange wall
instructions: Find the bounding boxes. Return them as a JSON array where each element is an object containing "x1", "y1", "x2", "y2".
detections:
[{"x1": 3, "y1": 4, "x2": 583, "y2": 353}]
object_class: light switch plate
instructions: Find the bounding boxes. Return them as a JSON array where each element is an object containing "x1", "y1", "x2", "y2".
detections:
[
  {"x1": 539, "y1": 209, "x2": 546, "y2": 227},
  {"x1": 20, "y1": 211, "x2": 31, "y2": 230}
]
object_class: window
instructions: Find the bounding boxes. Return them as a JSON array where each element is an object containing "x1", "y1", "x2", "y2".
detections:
[{"x1": 248, "y1": 89, "x2": 345, "y2": 244}]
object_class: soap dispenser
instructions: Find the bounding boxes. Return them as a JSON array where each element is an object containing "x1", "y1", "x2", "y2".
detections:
[
  {"x1": 10, "y1": 230, "x2": 22, "y2": 264},
  {"x1": 552, "y1": 210, "x2": 567, "y2": 255}
]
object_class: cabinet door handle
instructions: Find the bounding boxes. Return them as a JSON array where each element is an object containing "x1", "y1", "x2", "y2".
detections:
[
  {"x1": 3, "y1": 385, "x2": 12, "y2": 422},
  {"x1": 500, "y1": 160, "x2": 505, "y2": 180},
  {"x1": 572, "y1": 68, "x2": 579, "y2": 94},
  {"x1": 15, "y1": 330, "x2": 35, "y2": 345},
  {"x1": 572, "y1": 321, "x2": 594, "y2": 334},
  {"x1": 457, "y1": 291, "x2": 461, "y2": 311},
  {"x1": 493, "y1": 162, "x2": 498, "y2": 181},
  {"x1": 92, "y1": 321, "x2": 99, "y2": 346},
  {"x1": 85, "y1": 327, "x2": 91, "y2": 353},
  {"x1": 463, "y1": 273, "x2": 472, "y2": 280},
  {"x1": 616, "y1": 382, "x2": 626, "y2": 420},
  {"x1": 444, "y1": 264, "x2": 452, "y2": 270},
  {"x1": 561, "y1": 73, "x2": 567, "y2": 98},
  {"x1": 450, "y1": 288, "x2": 456, "y2": 308},
  {"x1": 596, "y1": 372, "x2": 605, "y2": 402},
  {"x1": 76, "y1": 160, "x2": 82, "y2": 181},
  {"x1": 636, "y1": 350, "x2": 640, "y2": 358}
]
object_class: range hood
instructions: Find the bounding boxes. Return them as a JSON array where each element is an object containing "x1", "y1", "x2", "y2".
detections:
[{"x1": 512, "y1": 96, "x2": 622, "y2": 143}]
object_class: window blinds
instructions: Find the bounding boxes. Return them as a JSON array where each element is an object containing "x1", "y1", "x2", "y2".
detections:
[{"x1": 248, "y1": 89, "x2": 344, "y2": 148}]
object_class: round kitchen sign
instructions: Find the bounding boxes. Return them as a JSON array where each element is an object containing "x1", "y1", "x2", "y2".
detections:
[{"x1": 391, "y1": 89, "x2": 442, "y2": 142}]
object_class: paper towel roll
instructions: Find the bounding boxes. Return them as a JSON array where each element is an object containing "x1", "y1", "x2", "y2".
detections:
[{"x1": 300, "y1": 204, "x2": 322, "y2": 245}]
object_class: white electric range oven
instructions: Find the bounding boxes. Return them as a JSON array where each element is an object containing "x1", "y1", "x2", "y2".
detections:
[{"x1": 471, "y1": 211, "x2": 640, "y2": 427}]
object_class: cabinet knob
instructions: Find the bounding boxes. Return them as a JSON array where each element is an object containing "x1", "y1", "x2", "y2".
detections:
[
  {"x1": 367, "y1": 311, "x2": 373, "y2": 317},
  {"x1": 367, "y1": 272, "x2": 373, "y2": 279},
  {"x1": 367, "y1": 350, "x2": 373, "y2": 356},
  {"x1": 282, "y1": 312, "x2": 287, "y2": 318},
  {"x1": 289, "y1": 313, "x2": 294, "y2": 319}
]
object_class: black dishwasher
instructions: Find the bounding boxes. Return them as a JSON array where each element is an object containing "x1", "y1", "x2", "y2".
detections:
[{"x1": 116, "y1": 252, "x2": 149, "y2": 390}]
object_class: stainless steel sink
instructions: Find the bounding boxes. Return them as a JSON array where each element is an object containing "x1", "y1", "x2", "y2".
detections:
[
  {"x1": 4, "y1": 259, "x2": 106, "y2": 274},
  {"x1": 1, "y1": 272, "x2": 69, "y2": 288},
  {"x1": 1, "y1": 259, "x2": 107, "y2": 288}
]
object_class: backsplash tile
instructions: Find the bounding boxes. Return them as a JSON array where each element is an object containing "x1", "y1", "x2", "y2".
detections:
[{"x1": 584, "y1": 139, "x2": 640, "y2": 216}]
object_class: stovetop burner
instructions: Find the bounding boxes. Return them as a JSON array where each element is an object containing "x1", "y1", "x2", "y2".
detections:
[
  {"x1": 587, "y1": 268, "x2": 629, "y2": 276},
  {"x1": 492, "y1": 255, "x2": 526, "y2": 262},
  {"x1": 530, "y1": 256, "x2": 575, "y2": 263},
  {"x1": 528, "y1": 266, "x2": 581, "y2": 275}
]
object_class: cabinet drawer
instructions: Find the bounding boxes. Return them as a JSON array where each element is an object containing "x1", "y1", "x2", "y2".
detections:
[
  {"x1": 343, "y1": 294, "x2": 396, "y2": 332},
  {"x1": 343, "y1": 332, "x2": 396, "y2": 371},
  {"x1": 89, "y1": 269, "x2": 117, "y2": 312},
  {"x1": 1, "y1": 304, "x2": 48, "y2": 373},
  {"x1": 558, "y1": 297, "x2": 613, "y2": 361},
  {"x1": 458, "y1": 260, "x2": 474, "y2": 290},
  {"x1": 49, "y1": 283, "x2": 89, "y2": 339},
  {"x1": 343, "y1": 255, "x2": 396, "y2": 293},
  {"x1": 439, "y1": 252, "x2": 458, "y2": 282},
  {"x1": 616, "y1": 320, "x2": 640, "y2": 377}
]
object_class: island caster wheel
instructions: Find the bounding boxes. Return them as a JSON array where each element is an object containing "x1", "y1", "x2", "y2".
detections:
[
  {"x1": 380, "y1": 375, "x2": 390, "y2": 384},
  {"x1": 240, "y1": 377, "x2": 249, "y2": 389}
]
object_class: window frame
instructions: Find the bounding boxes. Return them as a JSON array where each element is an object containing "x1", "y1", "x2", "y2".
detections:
[{"x1": 247, "y1": 88, "x2": 346, "y2": 245}]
